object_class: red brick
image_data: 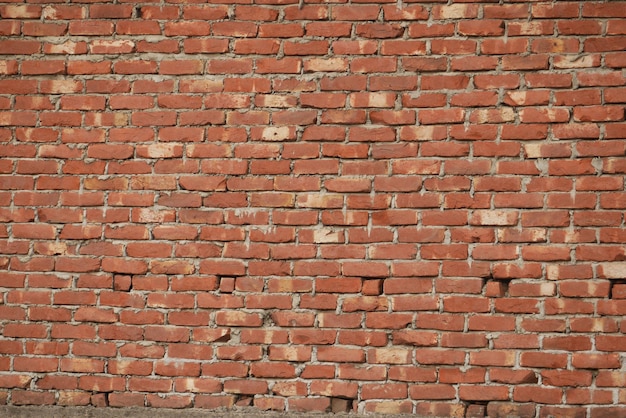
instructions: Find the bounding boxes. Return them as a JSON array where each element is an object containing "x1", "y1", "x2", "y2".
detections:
[
  {"x1": 0, "y1": 3, "x2": 624, "y2": 412},
  {"x1": 514, "y1": 386, "x2": 563, "y2": 404},
  {"x1": 224, "y1": 380, "x2": 268, "y2": 395},
  {"x1": 362, "y1": 383, "x2": 407, "y2": 400},
  {"x1": 459, "y1": 385, "x2": 509, "y2": 401},
  {"x1": 11, "y1": 391, "x2": 55, "y2": 406}
]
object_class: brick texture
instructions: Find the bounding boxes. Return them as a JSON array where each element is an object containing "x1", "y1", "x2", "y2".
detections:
[{"x1": 0, "y1": 0, "x2": 625, "y2": 415}]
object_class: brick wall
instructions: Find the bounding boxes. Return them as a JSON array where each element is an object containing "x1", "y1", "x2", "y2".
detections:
[{"x1": 1, "y1": 0, "x2": 625, "y2": 416}]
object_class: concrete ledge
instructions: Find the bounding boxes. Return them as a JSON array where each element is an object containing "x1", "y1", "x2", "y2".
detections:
[{"x1": 0, "y1": 406, "x2": 416, "y2": 418}]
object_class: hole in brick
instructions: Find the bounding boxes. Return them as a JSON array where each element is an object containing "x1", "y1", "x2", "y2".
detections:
[
  {"x1": 362, "y1": 278, "x2": 384, "y2": 296},
  {"x1": 215, "y1": 332, "x2": 231, "y2": 343},
  {"x1": 500, "y1": 281, "x2": 509, "y2": 296},
  {"x1": 609, "y1": 280, "x2": 626, "y2": 299},
  {"x1": 91, "y1": 392, "x2": 109, "y2": 407},
  {"x1": 219, "y1": 276, "x2": 236, "y2": 293},
  {"x1": 483, "y1": 277, "x2": 509, "y2": 297},
  {"x1": 262, "y1": 311, "x2": 275, "y2": 327},
  {"x1": 360, "y1": 276, "x2": 388, "y2": 296},
  {"x1": 113, "y1": 275, "x2": 132, "y2": 292},
  {"x1": 235, "y1": 395, "x2": 253, "y2": 407},
  {"x1": 486, "y1": 402, "x2": 536, "y2": 418},
  {"x1": 465, "y1": 402, "x2": 487, "y2": 417},
  {"x1": 330, "y1": 397, "x2": 353, "y2": 413}
]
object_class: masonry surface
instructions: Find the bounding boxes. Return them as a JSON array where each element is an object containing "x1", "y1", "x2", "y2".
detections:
[{"x1": 0, "y1": 0, "x2": 625, "y2": 416}]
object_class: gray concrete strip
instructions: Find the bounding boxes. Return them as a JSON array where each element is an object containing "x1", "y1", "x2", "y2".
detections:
[{"x1": 0, "y1": 406, "x2": 418, "y2": 418}]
